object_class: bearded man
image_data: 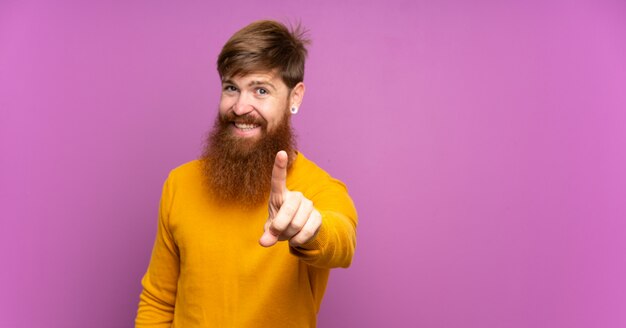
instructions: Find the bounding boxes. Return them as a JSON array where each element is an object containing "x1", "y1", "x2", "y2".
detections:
[{"x1": 135, "y1": 20, "x2": 358, "y2": 327}]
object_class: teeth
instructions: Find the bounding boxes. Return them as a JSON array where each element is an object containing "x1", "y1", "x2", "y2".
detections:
[{"x1": 235, "y1": 123, "x2": 258, "y2": 130}]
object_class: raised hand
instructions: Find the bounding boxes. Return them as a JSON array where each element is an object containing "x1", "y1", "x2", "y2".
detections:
[{"x1": 259, "y1": 151, "x2": 322, "y2": 247}]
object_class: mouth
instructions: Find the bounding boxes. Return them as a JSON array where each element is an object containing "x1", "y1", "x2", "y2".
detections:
[
  {"x1": 234, "y1": 122, "x2": 260, "y2": 131},
  {"x1": 230, "y1": 121, "x2": 263, "y2": 137}
]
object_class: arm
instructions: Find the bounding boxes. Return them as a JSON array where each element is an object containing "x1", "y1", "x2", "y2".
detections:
[
  {"x1": 290, "y1": 177, "x2": 358, "y2": 268},
  {"x1": 135, "y1": 175, "x2": 180, "y2": 327}
]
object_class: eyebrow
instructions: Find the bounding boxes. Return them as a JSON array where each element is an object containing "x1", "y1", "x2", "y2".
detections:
[
  {"x1": 248, "y1": 80, "x2": 277, "y2": 91},
  {"x1": 222, "y1": 79, "x2": 277, "y2": 92}
]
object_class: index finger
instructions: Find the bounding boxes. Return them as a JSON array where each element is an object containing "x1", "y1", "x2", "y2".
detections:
[{"x1": 270, "y1": 150, "x2": 288, "y2": 195}]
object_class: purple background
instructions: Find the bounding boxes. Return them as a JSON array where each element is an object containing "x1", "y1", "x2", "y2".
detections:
[{"x1": 2, "y1": 0, "x2": 625, "y2": 327}]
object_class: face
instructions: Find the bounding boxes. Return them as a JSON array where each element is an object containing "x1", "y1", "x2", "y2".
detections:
[
  {"x1": 200, "y1": 70, "x2": 305, "y2": 205},
  {"x1": 219, "y1": 71, "x2": 304, "y2": 143}
]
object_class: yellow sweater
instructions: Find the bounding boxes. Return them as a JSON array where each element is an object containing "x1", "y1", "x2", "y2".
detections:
[{"x1": 135, "y1": 152, "x2": 358, "y2": 327}]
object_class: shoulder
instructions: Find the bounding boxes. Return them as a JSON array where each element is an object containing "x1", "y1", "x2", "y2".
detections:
[
  {"x1": 290, "y1": 152, "x2": 330, "y2": 180},
  {"x1": 165, "y1": 159, "x2": 204, "y2": 187},
  {"x1": 170, "y1": 159, "x2": 202, "y2": 175},
  {"x1": 289, "y1": 152, "x2": 349, "y2": 193},
  {"x1": 158, "y1": 159, "x2": 208, "y2": 206},
  {"x1": 289, "y1": 152, "x2": 356, "y2": 216}
]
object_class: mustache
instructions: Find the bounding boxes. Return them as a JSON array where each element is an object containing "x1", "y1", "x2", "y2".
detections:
[{"x1": 220, "y1": 112, "x2": 266, "y2": 126}]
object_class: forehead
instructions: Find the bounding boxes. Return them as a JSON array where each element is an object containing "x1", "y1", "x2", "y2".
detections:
[{"x1": 222, "y1": 70, "x2": 286, "y2": 88}]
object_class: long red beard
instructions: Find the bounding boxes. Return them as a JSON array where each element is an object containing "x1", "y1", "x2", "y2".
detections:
[{"x1": 200, "y1": 111, "x2": 295, "y2": 207}]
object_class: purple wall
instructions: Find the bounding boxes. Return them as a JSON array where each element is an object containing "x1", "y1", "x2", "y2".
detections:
[{"x1": 2, "y1": 0, "x2": 625, "y2": 327}]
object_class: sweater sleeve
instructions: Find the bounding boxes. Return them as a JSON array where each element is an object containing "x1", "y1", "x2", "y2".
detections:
[
  {"x1": 135, "y1": 174, "x2": 180, "y2": 327},
  {"x1": 290, "y1": 176, "x2": 358, "y2": 269}
]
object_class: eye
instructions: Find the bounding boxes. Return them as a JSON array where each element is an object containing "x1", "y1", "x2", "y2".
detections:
[
  {"x1": 223, "y1": 85, "x2": 238, "y2": 92},
  {"x1": 256, "y1": 88, "x2": 269, "y2": 95}
]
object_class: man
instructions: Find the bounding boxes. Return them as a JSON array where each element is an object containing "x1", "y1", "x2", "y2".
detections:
[{"x1": 135, "y1": 20, "x2": 358, "y2": 327}]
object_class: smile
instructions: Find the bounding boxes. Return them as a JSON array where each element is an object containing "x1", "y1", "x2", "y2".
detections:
[{"x1": 234, "y1": 123, "x2": 260, "y2": 131}]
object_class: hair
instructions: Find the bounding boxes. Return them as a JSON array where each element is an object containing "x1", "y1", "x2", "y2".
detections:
[
  {"x1": 217, "y1": 20, "x2": 310, "y2": 89},
  {"x1": 201, "y1": 110, "x2": 295, "y2": 207}
]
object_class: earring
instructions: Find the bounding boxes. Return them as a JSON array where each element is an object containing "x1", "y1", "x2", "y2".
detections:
[{"x1": 290, "y1": 106, "x2": 299, "y2": 114}]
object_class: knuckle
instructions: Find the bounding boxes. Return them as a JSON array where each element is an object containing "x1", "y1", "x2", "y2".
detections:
[
  {"x1": 289, "y1": 221, "x2": 304, "y2": 232},
  {"x1": 274, "y1": 220, "x2": 289, "y2": 232},
  {"x1": 312, "y1": 210, "x2": 322, "y2": 222},
  {"x1": 271, "y1": 218, "x2": 287, "y2": 232},
  {"x1": 269, "y1": 223, "x2": 282, "y2": 235},
  {"x1": 303, "y1": 199, "x2": 313, "y2": 211},
  {"x1": 299, "y1": 228, "x2": 313, "y2": 241},
  {"x1": 290, "y1": 191, "x2": 303, "y2": 201},
  {"x1": 289, "y1": 238, "x2": 302, "y2": 247},
  {"x1": 282, "y1": 204, "x2": 297, "y2": 216}
]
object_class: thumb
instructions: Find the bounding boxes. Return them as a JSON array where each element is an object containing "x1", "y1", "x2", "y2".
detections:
[{"x1": 259, "y1": 221, "x2": 278, "y2": 247}]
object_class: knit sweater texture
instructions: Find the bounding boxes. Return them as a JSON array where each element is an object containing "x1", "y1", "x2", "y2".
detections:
[{"x1": 135, "y1": 152, "x2": 358, "y2": 327}]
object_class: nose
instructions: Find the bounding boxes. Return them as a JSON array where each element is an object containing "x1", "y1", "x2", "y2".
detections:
[{"x1": 232, "y1": 93, "x2": 254, "y2": 116}]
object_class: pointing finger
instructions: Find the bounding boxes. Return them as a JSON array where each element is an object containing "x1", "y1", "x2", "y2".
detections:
[{"x1": 270, "y1": 150, "x2": 288, "y2": 196}]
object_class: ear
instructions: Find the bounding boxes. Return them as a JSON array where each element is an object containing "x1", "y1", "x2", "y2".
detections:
[{"x1": 289, "y1": 82, "x2": 306, "y2": 110}]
